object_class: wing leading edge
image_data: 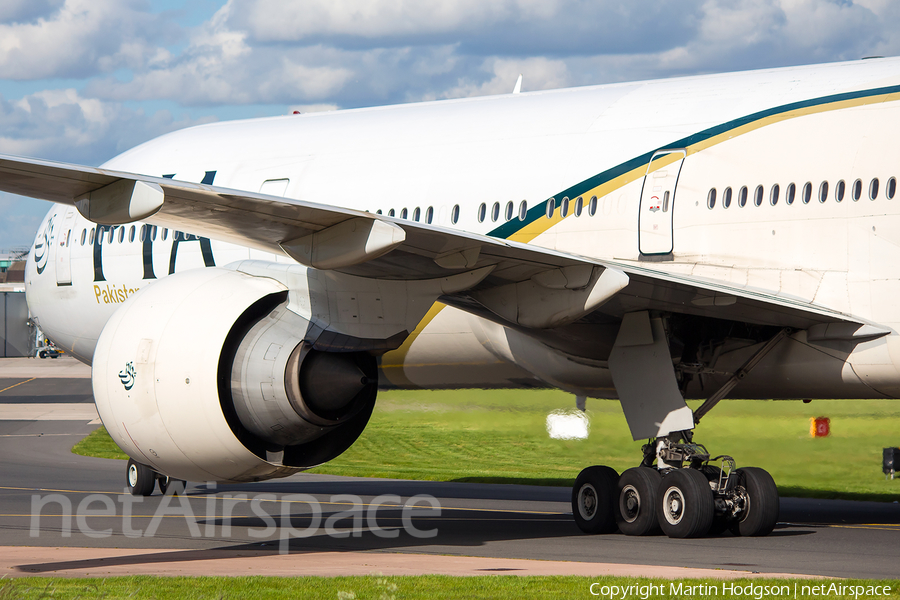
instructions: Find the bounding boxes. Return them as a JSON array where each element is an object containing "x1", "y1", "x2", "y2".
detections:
[{"x1": 0, "y1": 153, "x2": 886, "y2": 336}]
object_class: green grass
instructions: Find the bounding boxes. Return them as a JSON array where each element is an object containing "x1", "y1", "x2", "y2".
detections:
[
  {"x1": 2, "y1": 576, "x2": 898, "y2": 600},
  {"x1": 72, "y1": 389, "x2": 900, "y2": 501}
]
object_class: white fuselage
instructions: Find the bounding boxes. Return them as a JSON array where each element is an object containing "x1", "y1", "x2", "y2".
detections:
[{"x1": 24, "y1": 57, "x2": 900, "y2": 400}]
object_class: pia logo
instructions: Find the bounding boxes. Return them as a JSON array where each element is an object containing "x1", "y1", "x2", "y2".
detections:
[
  {"x1": 33, "y1": 216, "x2": 54, "y2": 274},
  {"x1": 118, "y1": 361, "x2": 136, "y2": 390}
]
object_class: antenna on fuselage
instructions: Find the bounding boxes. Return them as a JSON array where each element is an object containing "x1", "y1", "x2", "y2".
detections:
[{"x1": 512, "y1": 74, "x2": 523, "y2": 94}]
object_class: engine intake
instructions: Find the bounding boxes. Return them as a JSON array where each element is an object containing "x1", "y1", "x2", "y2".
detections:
[{"x1": 92, "y1": 267, "x2": 378, "y2": 483}]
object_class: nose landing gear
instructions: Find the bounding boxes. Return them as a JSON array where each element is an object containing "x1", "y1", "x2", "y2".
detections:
[{"x1": 126, "y1": 458, "x2": 186, "y2": 496}]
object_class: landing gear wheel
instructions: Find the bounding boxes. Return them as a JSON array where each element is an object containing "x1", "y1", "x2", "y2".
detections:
[
  {"x1": 157, "y1": 476, "x2": 186, "y2": 496},
  {"x1": 126, "y1": 459, "x2": 156, "y2": 496},
  {"x1": 616, "y1": 467, "x2": 661, "y2": 536},
  {"x1": 730, "y1": 467, "x2": 779, "y2": 537},
  {"x1": 656, "y1": 468, "x2": 714, "y2": 538},
  {"x1": 572, "y1": 465, "x2": 618, "y2": 534}
]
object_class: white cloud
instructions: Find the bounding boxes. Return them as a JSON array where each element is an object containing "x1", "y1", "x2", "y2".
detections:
[
  {"x1": 85, "y1": 4, "x2": 353, "y2": 106},
  {"x1": 0, "y1": 0, "x2": 173, "y2": 80},
  {"x1": 0, "y1": 88, "x2": 215, "y2": 165}
]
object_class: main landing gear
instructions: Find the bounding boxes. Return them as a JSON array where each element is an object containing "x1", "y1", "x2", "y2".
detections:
[
  {"x1": 571, "y1": 431, "x2": 779, "y2": 538},
  {"x1": 126, "y1": 458, "x2": 186, "y2": 496}
]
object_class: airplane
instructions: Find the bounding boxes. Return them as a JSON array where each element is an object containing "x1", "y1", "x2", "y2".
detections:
[{"x1": 3, "y1": 56, "x2": 899, "y2": 540}]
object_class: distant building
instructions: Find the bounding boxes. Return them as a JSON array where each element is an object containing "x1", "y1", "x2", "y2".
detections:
[{"x1": 0, "y1": 249, "x2": 28, "y2": 284}]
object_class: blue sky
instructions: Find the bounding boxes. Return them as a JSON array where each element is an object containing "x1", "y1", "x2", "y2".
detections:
[{"x1": 2, "y1": 0, "x2": 900, "y2": 248}]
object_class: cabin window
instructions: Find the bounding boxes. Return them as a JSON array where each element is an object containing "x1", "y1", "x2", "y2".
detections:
[
  {"x1": 802, "y1": 182, "x2": 812, "y2": 204},
  {"x1": 662, "y1": 191, "x2": 670, "y2": 212},
  {"x1": 118, "y1": 228, "x2": 125, "y2": 243},
  {"x1": 375, "y1": 209, "x2": 382, "y2": 215},
  {"x1": 413, "y1": 207, "x2": 421, "y2": 222},
  {"x1": 769, "y1": 184, "x2": 779, "y2": 206},
  {"x1": 818, "y1": 181, "x2": 829, "y2": 203},
  {"x1": 888, "y1": 177, "x2": 897, "y2": 200},
  {"x1": 128, "y1": 226, "x2": 135, "y2": 242},
  {"x1": 451, "y1": 205, "x2": 460, "y2": 224},
  {"x1": 425, "y1": 206, "x2": 434, "y2": 224},
  {"x1": 707, "y1": 188, "x2": 716, "y2": 209},
  {"x1": 400, "y1": 208, "x2": 408, "y2": 219},
  {"x1": 561, "y1": 197, "x2": 570, "y2": 217},
  {"x1": 89, "y1": 228, "x2": 95, "y2": 245},
  {"x1": 80, "y1": 229, "x2": 86, "y2": 245},
  {"x1": 754, "y1": 185, "x2": 763, "y2": 207},
  {"x1": 108, "y1": 228, "x2": 115, "y2": 244},
  {"x1": 545, "y1": 198, "x2": 555, "y2": 219},
  {"x1": 505, "y1": 201, "x2": 514, "y2": 221},
  {"x1": 786, "y1": 183, "x2": 796, "y2": 205},
  {"x1": 518, "y1": 200, "x2": 527, "y2": 220},
  {"x1": 852, "y1": 179, "x2": 862, "y2": 201},
  {"x1": 491, "y1": 202, "x2": 500, "y2": 222},
  {"x1": 477, "y1": 203, "x2": 486, "y2": 223},
  {"x1": 388, "y1": 209, "x2": 395, "y2": 217},
  {"x1": 835, "y1": 180, "x2": 845, "y2": 203},
  {"x1": 870, "y1": 178, "x2": 880, "y2": 200},
  {"x1": 588, "y1": 196, "x2": 598, "y2": 216},
  {"x1": 738, "y1": 186, "x2": 748, "y2": 207},
  {"x1": 574, "y1": 196, "x2": 584, "y2": 217},
  {"x1": 723, "y1": 187, "x2": 732, "y2": 208}
]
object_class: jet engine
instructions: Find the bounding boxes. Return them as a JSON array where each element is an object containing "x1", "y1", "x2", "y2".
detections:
[{"x1": 92, "y1": 266, "x2": 377, "y2": 483}]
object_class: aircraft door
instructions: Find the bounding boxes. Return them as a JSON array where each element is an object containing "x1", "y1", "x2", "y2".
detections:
[
  {"x1": 55, "y1": 207, "x2": 76, "y2": 286},
  {"x1": 638, "y1": 149, "x2": 686, "y2": 255}
]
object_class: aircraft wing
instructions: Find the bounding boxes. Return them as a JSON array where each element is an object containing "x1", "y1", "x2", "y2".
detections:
[{"x1": 0, "y1": 153, "x2": 885, "y2": 334}]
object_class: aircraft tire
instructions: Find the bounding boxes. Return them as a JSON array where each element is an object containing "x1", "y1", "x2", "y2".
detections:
[
  {"x1": 126, "y1": 459, "x2": 156, "y2": 497},
  {"x1": 157, "y1": 476, "x2": 186, "y2": 496},
  {"x1": 572, "y1": 465, "x2": 619, "y2": 534},
  {"x1": 615, "y1": 467, "x2": 661, "y2": 536},
  {"x1": 729, "y1": 467, "x2": 779, "y2": 537},
  {"x1": 656, "y1": 468, "x2": 714, "y2": 538}
]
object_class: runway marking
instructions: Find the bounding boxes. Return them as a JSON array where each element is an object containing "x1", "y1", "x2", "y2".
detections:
[
  {"x1": 0, "y1": 378, "x2": 35, "y2": 394},
  {"x1": 0, "y1": 433, "x2": 85, "y2": 437},
  {"x1": 0, "y1": 486, "x2": 567, "y2": 516},
  {"x1": 822, "y1": 523, "x2": 900, "y2": 531}
]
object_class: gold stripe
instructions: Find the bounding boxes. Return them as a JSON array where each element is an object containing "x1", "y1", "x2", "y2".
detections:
[
  {"x1": 379, "y1": 302, "x2": 446, "y2": 387},
  {"x1": 508, "y1": 91, "x2": 900, "y2": 245}
]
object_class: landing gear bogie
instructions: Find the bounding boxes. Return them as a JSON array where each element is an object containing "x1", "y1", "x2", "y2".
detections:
[{"x1": 571, "y1": 433, "x2": 779, "y2": 539}]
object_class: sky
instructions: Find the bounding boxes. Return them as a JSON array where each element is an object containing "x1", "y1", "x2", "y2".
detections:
[{"x1": 2, "y1": 0, "x2": 900, "y2": 249}]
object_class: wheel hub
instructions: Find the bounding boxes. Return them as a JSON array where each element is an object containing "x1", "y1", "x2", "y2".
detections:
[
  {"x1": 127, "y1": 464, "x2": 138, "y2": 487},
  {"x1": 578, "y1": 484, "x2": 598, "y2": 520},
  {"x1": 663, "y1": 486, "x2": 684, "y2": 525},
  {"x1": 620, "y1": 484, "x2": 640, "y2": 522}
]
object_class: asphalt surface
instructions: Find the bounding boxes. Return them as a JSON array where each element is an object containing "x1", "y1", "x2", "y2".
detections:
[{"x1": 1, "y1": 359, "x2": 899, "y2": 579}]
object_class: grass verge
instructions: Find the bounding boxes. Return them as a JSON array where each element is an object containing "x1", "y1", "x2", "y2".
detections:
[
  {"x1": 3, "y1": 576, "x2": 899, "y2": 600},
  {"x1": 72, "y1": 389, "x2": 900, "y2": 502}
]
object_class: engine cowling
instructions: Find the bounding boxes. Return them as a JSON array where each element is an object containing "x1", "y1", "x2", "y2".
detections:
[{"x1": 92, "y1": 266, "x2": 377, "y2": 483}]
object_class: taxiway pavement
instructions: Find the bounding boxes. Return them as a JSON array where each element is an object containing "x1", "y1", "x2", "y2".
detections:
[{"x1": 1, "y1": 356, "x2": 898, "y2": 579}]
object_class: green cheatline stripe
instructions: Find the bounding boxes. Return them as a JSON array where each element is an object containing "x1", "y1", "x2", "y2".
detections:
[{"x1": 487, "y1": 82, "x2": 900, "y2": 240}]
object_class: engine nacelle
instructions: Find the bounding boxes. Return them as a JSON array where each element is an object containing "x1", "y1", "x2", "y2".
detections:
[{"x1": 92, "y1": 266, "x2": 377, "y2": 483}]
